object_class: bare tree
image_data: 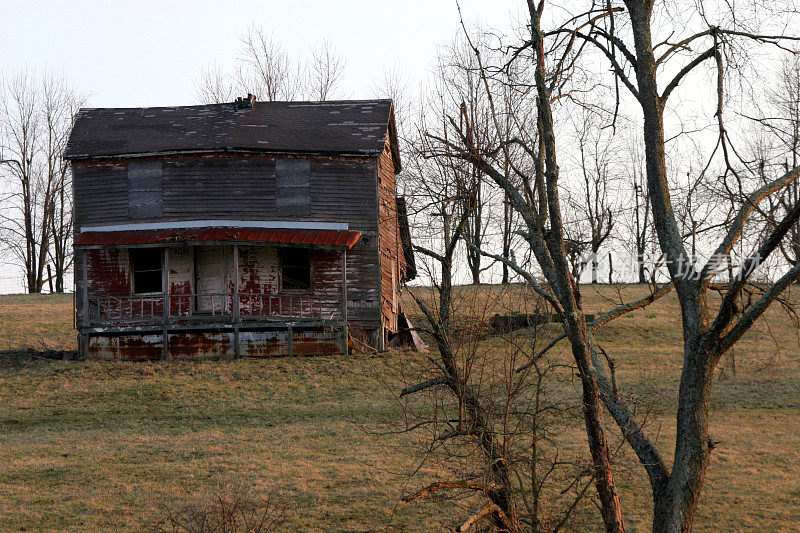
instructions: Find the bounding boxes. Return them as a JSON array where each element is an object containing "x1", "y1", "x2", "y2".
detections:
[
  {"x1": 236, "y1": 26, "x2": 300, "y2": 101},
  {"x1": 1, "y1": 70, "x2": 46, "y2": 293},
  {"x1": 0, "y1": 70, "x2": 82, "y2": 294},
  {"x1": 400, "y1": 99, "x2": 603, "y2": 530},
  {"x1": 752, "y1": 57, "x2": 800, "y2": 274},
  {"x1": 305, "y1": 40, "x2": 346, "y2": 101},
  {"x1": 420, "y1": 1, "x2": 800, "y2": 531},
  {"x1": 568, "y1": 109, "x2": 618, "y2": 283},
  {"x1": 42, "y1": 74, "x2": 83, "y2": 293},
  {"x1": 371, "y1": 65, "x2": 412, "y2": 138},
  {"x1": 439, "y1": 35, "x2": 497, "y2": 285},
  {"x1": 522, "y1": 1, "x2": 800, "y2": 530},
  {"x1": 195, "y1": 28, "x2": 348, "y2": 105},
  {"x1": 194, "y1": 62, "x2": 235, "y2": 104},
  {"x1": 631, "y1": 166, "x2": 652, "y2": 283},
  {"x1": 424, "y1": 5, "x2": 631, "y2": 529}
]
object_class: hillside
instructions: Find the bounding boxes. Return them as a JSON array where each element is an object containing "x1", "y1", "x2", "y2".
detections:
[{"x1": 0, "y1": 285, "x2": 798, "y2": 531}]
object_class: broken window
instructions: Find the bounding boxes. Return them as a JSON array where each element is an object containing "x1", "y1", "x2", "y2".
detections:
[
  {"x1": 131, "y1": 248, "x2": 163, "y2": 294},
  {"x1": 128, "y1": 161, "x2": 163, "y2": 218},
  {"x1": 280, "y1": 248, "x2": 311, "y2": 290},
  {"x1": 275, "y1": 159, "x2": 310, "y2": 216}
]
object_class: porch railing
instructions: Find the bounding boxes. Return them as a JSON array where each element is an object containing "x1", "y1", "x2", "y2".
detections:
[{"x1": 86, "y1": 293, "x2": 320, "y2": 323}]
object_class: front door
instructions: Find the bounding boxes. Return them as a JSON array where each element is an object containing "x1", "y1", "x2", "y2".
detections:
[{"x1": 195, "y1": 246, "x2": 227, "y2": 313}]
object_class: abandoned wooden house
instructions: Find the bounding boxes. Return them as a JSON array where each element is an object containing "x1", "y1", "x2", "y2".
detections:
[{"x1": 65, "y1": 97, "x2": 415, "y2": 359}]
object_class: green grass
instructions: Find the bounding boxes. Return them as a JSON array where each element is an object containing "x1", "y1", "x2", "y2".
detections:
[{"x1": 0, "y1": 286, "x2": 799, "y2": 531}]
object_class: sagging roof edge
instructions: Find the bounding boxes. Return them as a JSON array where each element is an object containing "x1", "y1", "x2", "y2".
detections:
[
  {"x1": 64, "y1": 147, "x2": 385, "y2": 162},
  {"x1": 386, "y1": 101, "x2": 403, "y2": 172},
  {"x1": 75, "y1": 227, "x2": 362, "y2": 250},
  {"x1": 78, "y1": 220, "x2": 349, "y2": 232},
  {"x1": 396, "y1": 196, "x2": 416, "y2": 281}
]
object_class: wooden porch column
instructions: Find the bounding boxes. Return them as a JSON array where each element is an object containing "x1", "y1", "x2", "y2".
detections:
[
  {"x1": 162, "y1": 248, "x2": 170, "y2": 322},
  {"x1": 82, "y1": 249, "x2": 89, "y2": 325},
  {"x1": 233, "y1": 244, "x2": 240, "y2": 358},
  {"x1": 341, "y1": 250, "x2": 348, "y2": 355},
  {"x1": 162, "y1": 247, "x2": 170, "y2": 360},
  {"x1": 79, "y1": 249, "x2": 89, "y2": 359}
]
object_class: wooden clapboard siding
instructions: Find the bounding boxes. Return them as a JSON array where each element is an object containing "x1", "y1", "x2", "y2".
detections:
[
  {"x1": 72, "y1": 162, "x2": 129, "y2": 232},
  {"x1": 73, "y1": 154, "x2": 379, "y2": 227},
  {"x1": 163, "y1": 158, "x2": 276, "y2": 218},
  {"x1": 377, "y1": 137, "x2": 401, "y2": 333}
]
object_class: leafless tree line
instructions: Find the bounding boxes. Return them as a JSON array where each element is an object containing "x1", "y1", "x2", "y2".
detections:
[
  {"x1": 0, "y1": 69, "x2": 84, "y2": 293},
  {"x1": 399, "y1": 1, "x2": 800, "y2": 532},
  {"x1": 195, "y1": 26, "x2": 347, "y2": 104},
  {"x1": 397, "y1": 12, "x2": 800, "y2": 289}
]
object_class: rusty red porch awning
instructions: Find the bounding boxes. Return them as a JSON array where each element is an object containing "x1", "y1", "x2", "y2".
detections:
[{"x1": 74, "y1": 227, "x2": 362, "y2": 249}]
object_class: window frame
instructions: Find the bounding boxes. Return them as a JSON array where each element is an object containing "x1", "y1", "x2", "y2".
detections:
[
  {"x1": 130, "y1": 247, "x2": 164, "y2": 296},
  {"x1": 279, "y1": 247, "x2": 313, "y2": 293}
]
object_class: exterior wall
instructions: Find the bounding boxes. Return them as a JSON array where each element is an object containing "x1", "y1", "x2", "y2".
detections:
[
  {"x1": 377, "y1": 139, "x2": 403, "y2": 333},
  {"x1": 86, "y1": 248, "x2": 131, "y2": 296},
  {"x1": 72, "y1": 152, "x2": 383, "y2": 329}
]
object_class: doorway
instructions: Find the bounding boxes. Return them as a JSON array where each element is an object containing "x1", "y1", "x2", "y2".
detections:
[{"x1": 195, "y1": 246, "x2": 228, "y2": 313}]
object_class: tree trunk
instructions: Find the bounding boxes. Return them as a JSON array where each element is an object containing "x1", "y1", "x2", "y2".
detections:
[
  {"x1": 56, "y1": 268, "x2": 64, "y2": 293},
  {"x1": 627, "y1": 3, "x2": 714, "y2": 531},
  {"x1": 565, "y1": 319, "x2": 626, "y2": 532},
  {"x1": 652, "y1": 349, "x2": 712, "y2": 532},
  {"x1": 638, "y1": 253, "x2": 648, "y2": 284},
  {"x1": 471, "y1": 260, "x2": 481, "y2": 285}
]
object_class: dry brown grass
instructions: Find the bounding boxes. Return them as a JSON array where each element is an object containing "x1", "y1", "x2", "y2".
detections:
[{"x1": 0, "y1": 285, "x2": 799, "y2": 531}]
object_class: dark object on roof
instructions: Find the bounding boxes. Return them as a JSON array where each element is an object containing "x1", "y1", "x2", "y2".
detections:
[
  {"x1": 234, "y1": 94, "x2": 255, "y2": 110},
  {"x1": 74, "y1": 227, "x2": 362, "y2": 249},
  {"x1": 64, "y1": 99, "x2": 400, "y2": 169},
  {"x1": 396, "y1": 197, "x2": 416, "y2": 281}
]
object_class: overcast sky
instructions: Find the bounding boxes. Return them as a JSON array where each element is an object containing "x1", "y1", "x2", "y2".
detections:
[
  {"x1": 0, "y1": 1, "x2": 788, "y2": 292},
  {"x1": 1, "y1": 0, "x2": 523, "y2": 108}
]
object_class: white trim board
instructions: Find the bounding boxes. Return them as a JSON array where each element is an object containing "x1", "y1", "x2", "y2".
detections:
[{"x1": 80, "y1": 220, "x2": 350, "y2": 233}]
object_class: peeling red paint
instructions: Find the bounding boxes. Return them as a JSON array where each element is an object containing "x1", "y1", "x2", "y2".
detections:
[
  {"x1": 168, "y1": 332, "x2": 234, "y2": 359},
  {"x1": 87, "y1": 249, "x2": 130, "y2": 296},
  {"x1": 76, "y1": 228, "x2": 361, "y2": 249},
  {"x1": 88, "y1": 335, "x2": 162, "y2": 360},
  {"x1": 240, "y1": 331, "x2": 287, "y2": 357},
  {"x1": 292, "y1": 330, "x2": 340, "y2": 356}
]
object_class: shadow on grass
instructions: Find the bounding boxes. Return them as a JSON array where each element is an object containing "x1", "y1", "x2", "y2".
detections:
[{"x1": 0, "y1": 348, "x2": 79, "y2": 362}]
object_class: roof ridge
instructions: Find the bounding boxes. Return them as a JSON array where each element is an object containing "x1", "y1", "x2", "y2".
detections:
[{"x1": 75, "y1": 98, "x2": 392, "y2": 113}]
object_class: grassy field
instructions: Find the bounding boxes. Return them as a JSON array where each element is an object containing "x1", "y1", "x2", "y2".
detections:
[{"x1": 1, "y1": 286, "x2": 799, "y2": 531}]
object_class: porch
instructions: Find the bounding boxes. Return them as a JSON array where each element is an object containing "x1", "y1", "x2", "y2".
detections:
[{"x1": 74, "y1": 225, "x2": 361, "y2": 358}]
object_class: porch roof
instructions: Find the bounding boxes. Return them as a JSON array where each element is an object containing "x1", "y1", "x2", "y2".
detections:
[{"x1": 74, "y1": 227, "x2": 362, "y2": 249}]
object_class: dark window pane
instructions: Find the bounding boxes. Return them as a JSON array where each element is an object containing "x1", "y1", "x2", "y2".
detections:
[
  {"x1": 131, "y1": 248, "x2": 162, "y2": 294},
  {"x1": 282, "y1": 266, "x2": 310, "y2": 289},
  {"x1": 134, "y1": 270, "x2": 162, "y2": 294},
  {"x1": 280, "y1": 248, "x2": 311, "y2": 290},
  {"x1": 132, "y1": 248, "x2": 162, "y2": 271}
]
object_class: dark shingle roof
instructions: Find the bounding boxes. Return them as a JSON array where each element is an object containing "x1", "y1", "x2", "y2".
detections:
[{"x1": 64, "y1": 99, "x2": 398, "y2": 165}]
